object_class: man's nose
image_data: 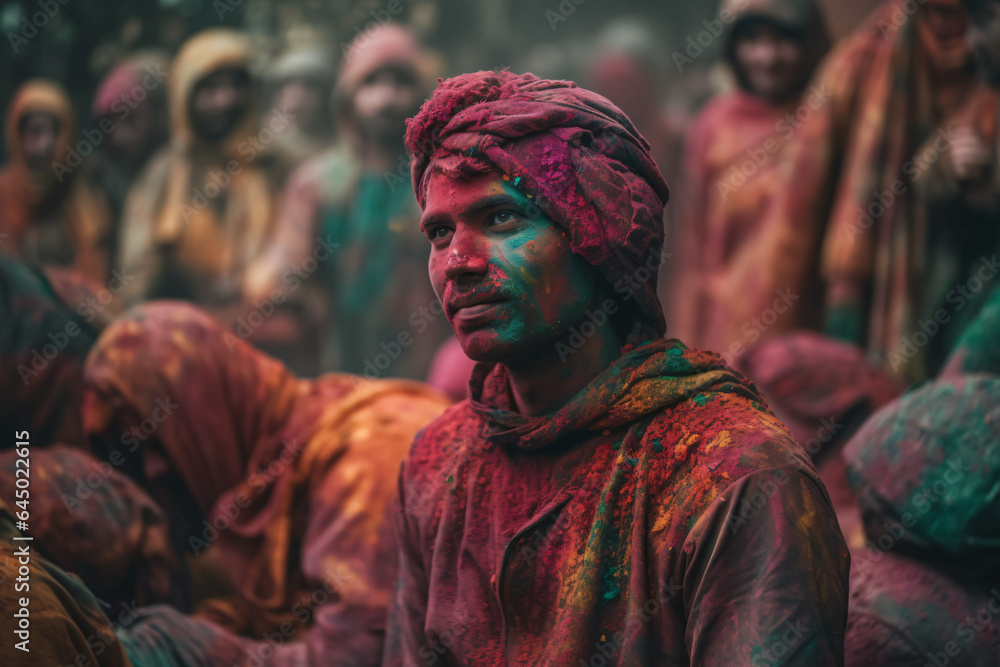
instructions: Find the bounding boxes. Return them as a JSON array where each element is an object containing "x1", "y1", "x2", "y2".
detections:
[{"x1": 444, "y1": 227, "x2": 490, "y2": 282}]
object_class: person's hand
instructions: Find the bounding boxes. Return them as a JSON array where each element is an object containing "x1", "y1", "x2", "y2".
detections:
[{"x1": 949, "y1": 126, "x2": 993, "y2": 181}]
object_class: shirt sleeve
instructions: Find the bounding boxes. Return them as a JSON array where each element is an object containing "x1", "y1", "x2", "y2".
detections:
[{"x1": 679, "y1": 467, "x2": 850, "y2": 666}]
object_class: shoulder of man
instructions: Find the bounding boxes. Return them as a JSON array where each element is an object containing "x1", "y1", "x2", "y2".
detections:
[
  {"x1": 643, "y1": 390, "x2": 818, "y2": 497},
  {"x1": 405, "y1": 400, "x2": 479, "y2": 470}
]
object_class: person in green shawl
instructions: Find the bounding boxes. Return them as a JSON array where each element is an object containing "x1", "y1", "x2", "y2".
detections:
[{"x1": 246, "y1": 24, "x2": 451, "y2": 379}]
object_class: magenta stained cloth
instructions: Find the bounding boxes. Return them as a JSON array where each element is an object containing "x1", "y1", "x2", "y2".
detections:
[{"x1": 405, "y1": 70, "x2": 671, "y2": 335}]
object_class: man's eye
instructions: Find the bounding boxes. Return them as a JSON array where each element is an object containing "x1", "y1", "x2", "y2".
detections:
[
  {"x1": 427, "y1": 226, "x2": 451, "y2": 241},
  {"x1": 489, "y1": 211, "x2": 520, "y2": 226}
]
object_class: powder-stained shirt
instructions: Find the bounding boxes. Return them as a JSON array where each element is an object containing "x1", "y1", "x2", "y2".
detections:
[{"x1": 384, "y1": 338, "x2": 850, "y2": 666}]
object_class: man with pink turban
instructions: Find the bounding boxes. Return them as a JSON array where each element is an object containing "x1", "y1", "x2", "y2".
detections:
[{"x1": 384, "y1": 70, "x2": 849, "y2": 666}]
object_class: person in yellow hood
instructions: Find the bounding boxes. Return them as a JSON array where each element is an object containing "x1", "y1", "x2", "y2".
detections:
[
  {"x1": 0, "y1": 80, "x2": 111, "y2": 284},
  {"x1": 119, "y1": 29, "x2": 276, "y2": 317}
]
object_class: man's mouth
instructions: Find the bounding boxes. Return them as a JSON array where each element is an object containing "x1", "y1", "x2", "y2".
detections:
[{"x1": 447, "y1": 293, "x2": 507, "y2": 321}]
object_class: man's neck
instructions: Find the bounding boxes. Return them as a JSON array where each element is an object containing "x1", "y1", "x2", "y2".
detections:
[{"x1": 506, "y1": 320, "x2": 624, "y2": 418}]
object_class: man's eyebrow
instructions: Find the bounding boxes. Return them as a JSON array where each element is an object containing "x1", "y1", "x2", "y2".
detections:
[
  {"x1": 420, "y1": 194, "x2": 522, "y2": 232},
  {"x1": 462, "y1": 194, "x2": 520, "y2": 216},
  {"x1": 420, "y1": 211, "x2": 449, "y2": 232}
]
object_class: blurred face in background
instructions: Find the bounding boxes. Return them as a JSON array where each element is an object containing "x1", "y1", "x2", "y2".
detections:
[
  {"x1": 189, "y1": 66, "x2": 251, "y2": 143},
  {"x1": 920, "y1": 0, "x2": 971, "y2": 71},
  {"x1": 275, "y1": 79, "x2": 325, "y2": 134},
  {"x1": 352, "y1": 64, "x2": 419, "y2": 148},
  {"x1": 18, "y1": 112, "x2": 59, "y2": 172},
  {"x1": 966, "y1": 0, "x2": 1000, "y2": 85},
  {"x1": 102, "y1": 109, "x2": 157, "y2": 167},
  {"x1": 733, "y1": 20, "x2": 806, "y2": 104}
]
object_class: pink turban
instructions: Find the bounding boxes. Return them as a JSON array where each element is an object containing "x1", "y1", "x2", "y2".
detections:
[{"x1": 405, "y1": 70, "x2": 671, "y2": 335}]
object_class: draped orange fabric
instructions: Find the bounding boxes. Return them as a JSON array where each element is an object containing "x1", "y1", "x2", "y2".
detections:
[
  {"x1": 0, "y1": 80, "x2": 110, "y2": 282},
  {"x1": 82, "y1": 302, "x2": 449, "y2": 665}
]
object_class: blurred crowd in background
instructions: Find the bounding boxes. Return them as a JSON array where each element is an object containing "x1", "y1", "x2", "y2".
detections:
[
  {"x1": 2, "y1": 0, "x2": 997, "y2": 387},
  {"x1": 1, "y1": 0, "x2": 1000, "y2": 664}
]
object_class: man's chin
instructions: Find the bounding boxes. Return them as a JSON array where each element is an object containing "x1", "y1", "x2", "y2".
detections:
[
  {"x1": 456, "y1": 337, "x2": 507, "y2": 365},
  {"x1": 455, "y1": 327, "x2": 523, "y2": 366}
]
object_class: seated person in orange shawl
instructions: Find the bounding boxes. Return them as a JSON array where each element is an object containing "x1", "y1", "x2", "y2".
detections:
[
  {"x1": 81, "y1": 302, "x2": 449, "y2": 666},
  {"x1": 0, "y1": 80, "x2": 111, "y2": 283},
  {"x1": 676, "y1": 0, "x2": 829, "y2": 356},
  {"x1": 384, "y1": 70, "x2": 849, "y2": 666}
]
